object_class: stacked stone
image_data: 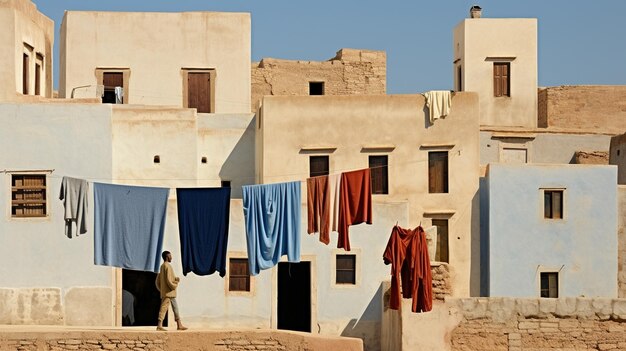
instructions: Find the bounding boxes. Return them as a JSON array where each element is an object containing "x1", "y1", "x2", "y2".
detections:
[
  {"x1": 451, "y1": 297, "x2": 626, "y2": 351},
  {"x1": 214, "y1": 338, "x2": 286, "y2": 351},
  {"x1": 45, "y1": 338, "x2": 165, "y2": 351},
  {"x1": 432, "y1": 263, "x2": 452, "y2": 300}
]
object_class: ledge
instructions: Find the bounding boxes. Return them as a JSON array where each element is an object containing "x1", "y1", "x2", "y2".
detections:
[
  {"x1": 423, "y1": 210, "x2": 456, "y2": 216},
  {"x1": 419, "y1": 143, "x2": 455, "y2": 150},
  {"x1": 299, "y1": 146, "x2": 337, "y2": 154},
  {"x1": 361, "y1": 145, "x2": 396, "y2": 152}
]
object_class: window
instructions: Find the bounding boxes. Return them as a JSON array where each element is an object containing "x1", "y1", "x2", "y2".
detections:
[
  {"x1": 102, "y1": 72, "x2": 123, "y2": 104},
  {"x1": 544, "y1": 190, "x2": 563, "y2": 219},
  {"x1": 540, "y1": 272, "x2": 558, "y2": 298},
  {"x1": 309, "y1": 156, "x2": 329, "y2": 177},
  {"x1": 336, "y1": 254, "x2": 356, "y2": 284},
  {"x1": 501, "y1": 147, "x2": 527, "y2": 163},
  {"x1": 35, "y1": 53, "x2": 43, "y2": 96},
  {"x1": 22, "y1": 53, "x2": 29, "y2": 95},
  {"x1": 457, "y1": 65, "x2": 462, "y2": 92},
  {"x1": 369, "y1": 155, "x2": 388, "y2": 195},
  {"x1": 11, "y1": 174, "x2": 46, "y2": 217},
  {"x1": 493, "y1": 62, "x2": 510, "y2": 97},
  {"x1": 228, "y1": 258, "x2": 250, "y2": 292},
  {"x1": 432, "y1": 219, "x2": 449, "y2": 263},
  {"x1": 309, "y1": 82, "x2": 324, "y2": 95},
  {"x1": 428, "y1": 151, "x2": 448, "y2": 193},
  {"x1": 185, "y1": 70, "x2": 215, "y2": 113},
  {"x1": 221, "y1": 180, "x2": 231, "y2": 188}
]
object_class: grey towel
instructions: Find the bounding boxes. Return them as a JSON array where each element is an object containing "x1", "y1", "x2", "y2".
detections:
[{"x1": 59, "y1": 176, "x2": 89, "y2": 238}]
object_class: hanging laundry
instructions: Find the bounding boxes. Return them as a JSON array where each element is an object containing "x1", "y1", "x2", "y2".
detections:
[
  {"x1": 94, "y1": 183, "x2": 169, "y2": 272},
  {"x1": 59, "y1": 176, "x2": 89, "y2": 238},
  {"x1": 242, "y1": 181, "x2": 301, "y2": 276},
  {"x1": 383, "y1": 225, "x2": 433, "y2": 313},
  {"x1": 338, "y1": 169, "x2": 372, "y2": 251},
  {"x1": 329, "y1": 173, "x2": 341, "y2": 232},
  {"x1": 176, "y1": 187, "x2": 231, "y2": 277},
  {"x1": 422, "y1": 90, "x2": 452, "y2": 124},
  {"x1": 115, "y1": 87, "x2": 124, "y2": 104},
  {"x1": 307, "y1": 175, "x2": 330, "y2": 244}
]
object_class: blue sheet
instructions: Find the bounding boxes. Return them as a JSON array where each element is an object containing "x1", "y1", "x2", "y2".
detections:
[
  {"x1": 242, "y1": 181, "x2": 301, "y2": 276},
  {"x1": 94, "y1": 183, "x2": 169, "y2": 272},
  {"x1": 177, "y1": 187, "x2": 231, "y2": 277}
]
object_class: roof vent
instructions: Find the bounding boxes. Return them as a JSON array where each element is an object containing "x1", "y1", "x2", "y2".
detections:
[{"x1": 470, "y1": 5, "x2": 482, "y2": 18}]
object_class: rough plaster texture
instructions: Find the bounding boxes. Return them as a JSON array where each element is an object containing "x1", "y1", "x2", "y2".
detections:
[
  {"x1": 538, "y1": 86, "x2": 626, "y2": 134},
  {"x1": 0, "y1": 288, "x2": 63, "y2": 325},
  {"x1": 258, "y1": 93, "x2": 481, "y2": 298},
  {"x1": 0, "y1": 329, "x2": 362, "y2": 351},
  {"x1": 574, "y1": 150, "x2": 608, "y2": 164},
  {"x1": 64, "y1": 287, "x2": 113, "y2": 326},
  {"x1": 451, "y1": 297, "x2": 626, "y2": 351},
  {"x1": 0, "y1": 0, "x2": 54, "y2": 101},
  {"x1": 251, "y1": 48, "x2": 386, "y2": 112},
  {"x1": 480, "y1": 130, "x2": 611, "y2": 166},
  {"x1": 619, "y1": 186, "x2": 626, "y2": 298},
  {"x1": 454, "y1": 18, "x2": 537, "y2": 128},
  {"x1": 59, "y1": 11, "x2": 251, "y2": 113},
  {"x1": 485, "y1": 164, "x2": 618, "y2": 297},
  {"x1": 610, "y1": 133, "x2": 626, "y2": 185}
]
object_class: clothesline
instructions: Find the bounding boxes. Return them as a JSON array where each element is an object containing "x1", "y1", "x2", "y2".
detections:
[{"x1": 38, "y1": 151, "x2": 462, "y2": 183}]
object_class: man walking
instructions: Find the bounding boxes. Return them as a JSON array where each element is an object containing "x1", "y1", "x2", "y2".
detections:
[{"x1": 155, "y1": 251, "x2": 188, "y2": 331}]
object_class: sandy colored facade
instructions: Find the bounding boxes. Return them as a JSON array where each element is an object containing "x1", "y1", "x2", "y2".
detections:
[
  {"x1": 539, "y1": 86, "x2": 626, "y2": 134},
  {"x1": 0, "y1": 0, "x2": 53, "y2": 101},
  {"x1": 59, "y1": 11, "x2": 251, "y2": 113},
  {"x1": 251, "y1": 48, "x2": 386, "y2": 111},
  {"x1": 454, "y1": 18, "x2": 537, "y2": 128},
  {"x1": 257, "y1": 93, "x2": 481, "y2": 297}
]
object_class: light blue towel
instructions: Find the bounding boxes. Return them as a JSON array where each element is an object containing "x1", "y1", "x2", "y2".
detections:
[
  {"x1": 242, "y1": 181, "x2": 301, "y2": 276},
  {"x1": 94, "y1": 183, "x2": 170, "y2": 272}
]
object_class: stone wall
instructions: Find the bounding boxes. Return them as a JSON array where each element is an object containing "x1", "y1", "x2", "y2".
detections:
[
  {"x1": 537, "y1": 86, "x2": 626, "y2": 134},
  {"x1": 251, "y1": 48, "x2": 386, "y2": 111},
  {"x1": 0, "y1": 330, "x2": 362, "y2": 351},
  {"x1": 432, "y1": 263, "x2": 452, "y2": 300},
  {"x1": 451, "y1": 297, "x2": 626, "y2": 351},
  {"x1": 573, "y1": 151, "x2": 609, "y2": 164}
]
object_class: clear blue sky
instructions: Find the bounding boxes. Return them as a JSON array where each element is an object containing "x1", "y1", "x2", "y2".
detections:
[{"x1": 34, "y1": 0, "x2": 626, "y2": 93}]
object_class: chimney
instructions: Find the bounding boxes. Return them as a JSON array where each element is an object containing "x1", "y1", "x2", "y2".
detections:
[{"x1": 470, "y1": 5, "x2": 482, "y2": 18}]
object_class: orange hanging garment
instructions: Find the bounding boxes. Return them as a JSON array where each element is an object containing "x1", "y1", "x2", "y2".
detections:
[
  {"x1": 383, "y1": 225, "x2": 433, "y2": 313},
  {"x1": 337, "y1": 169, "x2": 372, "y2": 251},
  {"x1": 306, "y1": 175, "x2": 331, "y2": 244}
]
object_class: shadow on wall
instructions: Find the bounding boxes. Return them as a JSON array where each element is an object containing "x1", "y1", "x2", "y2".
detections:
[
  {"x1": 470, "y1": 189, "x2": 481, "y2": 297},
  {"x1": 219, "y1": 118, "x2": 256, "y2": 199},
  {"x1": 341, "y1": 285, "x2": 382, "y2": 351},
  {"x1": 479, "y1": 177, "x2": 490, "y2": 297}
]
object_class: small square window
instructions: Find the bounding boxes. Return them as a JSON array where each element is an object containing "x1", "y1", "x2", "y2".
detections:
[
  {"x1": 336, "y1": 254, "x2": 356, "y2": 285},
  {"x1": 11, "y1": 174, "x2": 47, "y2": 217},
  {"x1": 309, "y1": 156, "x2": 329, "y2": 177},
  {"x1": 544, "y1": 190, "x2": 563, "y2": 219},
  {"x1": 369, "y1": 155, "x2": 388, "y2": 195},
  {"x1": 221, "y1": 180, "x2": 231, "y2": 188},
  {"x1": 309, "y1": 82, "x2": 324, "y2": 96},
  {"x1": 540, "y1": 272, "x2": 558, "y2": 298},
  {"x1": 228, "y1": 258, "x2": 250, "y2": 292}
]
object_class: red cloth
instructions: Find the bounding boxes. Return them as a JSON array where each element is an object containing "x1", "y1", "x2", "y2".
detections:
[
  {"x1": 383, "y1": 225, "x2": 433, "y2": 313},
  {"x1": 306, "y1": 175, "x2": 330, "y2": 245},
  {"x1": 338, "y1": 169, "x2": 372, "y2": 251}
]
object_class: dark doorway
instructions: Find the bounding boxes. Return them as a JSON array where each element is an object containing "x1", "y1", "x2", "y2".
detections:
[
  {"x1": 277, "y1": 262, "x2": 311, "y2": 332},
  {"x1": 102, "y1": 72, "x2": 123, "y2": 104},
  {"x1": 122, "y1": 269, "x2": 166, "y2": 327}
]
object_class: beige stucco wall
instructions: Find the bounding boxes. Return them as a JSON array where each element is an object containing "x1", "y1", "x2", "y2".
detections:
[
  {"x1": 60, "y1": 11, "x2": 251, "y2": 113},
  {"x1": 539, "y1": 86, "x2": 626, "y2": 134},
  {"x1": 0, "y1": 0, "x2": 53, "y2": 101},
  {"x1": 454, "y1": 18, "x2": 537, "y2": 128},
  {"x1": 251, "y1": 48, "x2": 386, "y2": 112},
  {"x1": 610, "y1": 133, "x2": 626, "y2": 185},
  {"x1": 258, "y1": 93, "x2": 480, "y2": 297}
]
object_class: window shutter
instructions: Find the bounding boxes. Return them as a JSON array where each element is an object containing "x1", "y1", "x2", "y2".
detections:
[
  {"x1": 369, "y1": 156, "x2": 388, "y2": 195},
  {"x1": 428, "y1": 152, "x2": 448, "y2": 193}
]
